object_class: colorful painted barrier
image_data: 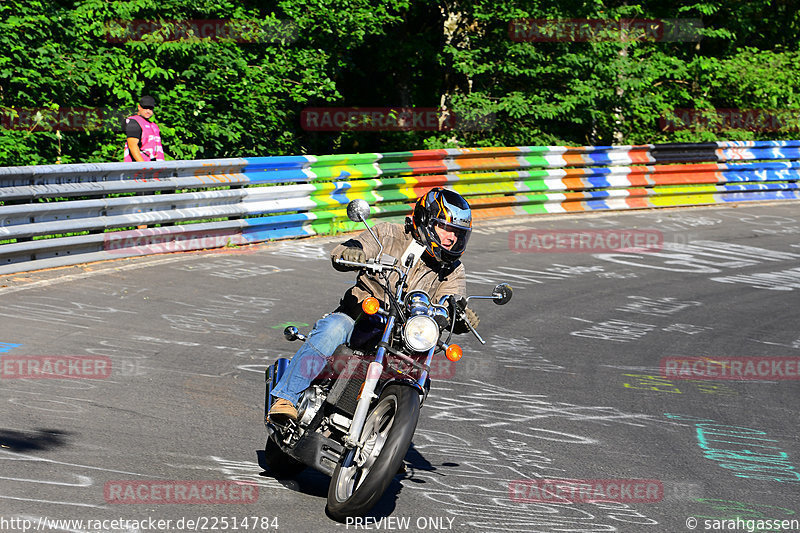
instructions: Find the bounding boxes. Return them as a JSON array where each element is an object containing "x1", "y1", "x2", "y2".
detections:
[{"x1": 1, "y1": 140, "x2": 799, "y2": 274}]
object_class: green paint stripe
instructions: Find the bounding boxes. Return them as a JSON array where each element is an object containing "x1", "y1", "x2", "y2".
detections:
[
  {"x1": 519, "y1": 155, "x2": 555, "y2": 168},
  {"x1": 311, "y1": 153, "x2": 381, "y2": 166},
  {"x1": 517, "y1": 203, "x2": 550, "y2": 214},
  {"x1": 519, "y1": 146, "x2": 561, "y2": 156},
  {"x1": 376, "y1": 151, "x2": 416, "y2": 163},
  {"x1": 512, "y1": 179, "x2": 547, "y2": 193},
  {"x1": 306, "y1": 164, "x2": 381, "y2": 181},
  {"x1": 377, "y1": 162, "x2": 416, "y2": 176}
]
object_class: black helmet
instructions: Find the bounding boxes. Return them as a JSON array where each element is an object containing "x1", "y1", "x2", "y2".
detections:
[{"x1": 411, "y1": 187, "x2": 472, "y2": 265}]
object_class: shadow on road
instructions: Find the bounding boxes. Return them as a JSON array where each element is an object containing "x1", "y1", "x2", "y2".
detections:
[
  {"x1": 400, "y1": 441, "x2": 458, "y2": 485},
  {"x1": 254, "y1": 440, "x2": 450, "y2": 520},
  {"x1": 0, "y1": 428, "x2": 72, "y2": 452}
]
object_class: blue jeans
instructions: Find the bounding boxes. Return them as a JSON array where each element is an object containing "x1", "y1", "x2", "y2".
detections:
[{"x1": 271, "y1": 312, "x2": 355, "y2": 405}]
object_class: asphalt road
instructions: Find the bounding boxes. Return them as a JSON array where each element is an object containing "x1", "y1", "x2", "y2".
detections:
[{"x1": 1, "y1": 202, "x2": 799, "y2": 533}]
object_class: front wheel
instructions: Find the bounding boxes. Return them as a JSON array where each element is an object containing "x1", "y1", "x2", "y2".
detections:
[{"x1": 326, "y1": 384, "x2": 420, "y2": 520}]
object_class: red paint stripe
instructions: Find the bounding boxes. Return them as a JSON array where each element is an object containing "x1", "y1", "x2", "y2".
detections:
[
  {"x1": 464, "y1": 196, "x2": 516, "y2": 219},
  {"x1": 468, "y1": 196, "x2": 511, "y2": 207},
  {"x1": 455, "y1": 156, "x2": 522, "y2": 171},
  {"x1": 562, "y1": 177, "x2": 587, "y2": 190},
  {"x1": 561, "y1": 193, "x2": 589, "y2": 211},
  {"x1": 473, "y1": 206, "x2": 516, "y2": 219},
  {"x1": 563, "y1": 168, "x2": 587, "y2": 177},
  {"x1": 628, "y1": 146, "x2": 654, "y2": 164},
  {"x1": 626, "y1": 172, "x2": 652, "y2": 187},
  {"x1": 407, "y1": 149, "x2": 448, "y2": 161},
  {"x1": 650, "y1": 171, "x2": 721, "y2": 185},
  {"x1": 408, "y1": 159, "x2": 448, "y2": 174},
  {"x1": 563, "y1": 191, "x2": 588, "y2": 201},
  {"x1": 562, "y1": 153, "x2": 586, "y2": 166},
  {"x1": 411, "y1": 175, "x2": 450, "y2": 198},
  {"x1": 626, "y1": 197, "x2": 651, "y2": 208}
]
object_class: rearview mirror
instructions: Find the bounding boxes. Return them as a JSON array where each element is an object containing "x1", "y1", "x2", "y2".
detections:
[
  {"x1": 347, "y1": 199, "x2": 371, "y2": 223},
  {"x1": 492, "y1": 283, "x2": 513, "y2": 305},
  {"x1": 283, "y1": 326, "x2": 306, "y2": 342}
]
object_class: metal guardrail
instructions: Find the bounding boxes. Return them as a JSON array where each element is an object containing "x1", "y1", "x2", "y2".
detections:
[{"x1": 2, "y1": 141, "x2": 800, "y2": 275}]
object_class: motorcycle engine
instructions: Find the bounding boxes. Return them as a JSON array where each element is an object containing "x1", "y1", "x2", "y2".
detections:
[{"x1": 296, "y1": 386, "x2": 325, "y2": 428}]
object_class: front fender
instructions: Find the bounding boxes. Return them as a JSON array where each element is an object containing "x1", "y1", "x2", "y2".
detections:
[{"x1": 374, "y1": 377, "x2": 424, "y2": 406}]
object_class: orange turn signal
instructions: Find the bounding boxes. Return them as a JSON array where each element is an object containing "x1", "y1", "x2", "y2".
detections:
[
  {"x1": 445, "y1": 344, "x2": 463, "y2": 362},
  {"x1": 362, "y1": 297, "x2": 380, "y2": 315}
]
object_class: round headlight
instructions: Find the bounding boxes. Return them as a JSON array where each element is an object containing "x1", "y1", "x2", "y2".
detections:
[{"x1": 403, "y1": 315, "x2": 439, "y2": 352}]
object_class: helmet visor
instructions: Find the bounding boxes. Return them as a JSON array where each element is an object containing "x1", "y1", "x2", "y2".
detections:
[{"x1": 432, "y1": 219, "x2": 471, "y2": 256}]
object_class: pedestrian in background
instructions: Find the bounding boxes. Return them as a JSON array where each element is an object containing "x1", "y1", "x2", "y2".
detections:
[{"x1": 124, "y1": 95, "x2": 164, "y2": 162}]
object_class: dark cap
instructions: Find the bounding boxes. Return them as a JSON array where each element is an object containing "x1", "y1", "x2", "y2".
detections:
[{"x1": 139, "y1": 95, "x2": 156, "y2": 109}]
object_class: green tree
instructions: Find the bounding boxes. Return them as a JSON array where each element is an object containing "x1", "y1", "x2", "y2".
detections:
[
  {"x1": 0, "y1": 0, "x2": 409, "y2": 165},
  {"x1": 1, "y1": 0, "x2": 799, "y2": 166},
  {"x1": 425, "y1": 0, "x2": 800, "y2": 147}
]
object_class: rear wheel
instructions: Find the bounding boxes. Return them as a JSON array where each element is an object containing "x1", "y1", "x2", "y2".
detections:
[{"x1": 326, "y1": 384, "x2": 420, "y2": 520}]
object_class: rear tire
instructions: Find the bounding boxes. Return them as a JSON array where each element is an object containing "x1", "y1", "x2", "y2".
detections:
[{"x1": 326, "y1": 384, "x2": 420, "y2": 520}]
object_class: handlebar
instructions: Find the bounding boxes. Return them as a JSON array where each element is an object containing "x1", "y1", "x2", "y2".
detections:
[
  {"x1": 335, "y1": 257, "x2": 404, "y2": 276},
  {"x1": 336, "y1": 258, "x2": 491, "y2": 345}
]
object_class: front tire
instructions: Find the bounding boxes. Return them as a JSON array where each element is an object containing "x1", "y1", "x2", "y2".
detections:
[{"x1": 326, "y1": 384, "x2": 420, "y2": 520}]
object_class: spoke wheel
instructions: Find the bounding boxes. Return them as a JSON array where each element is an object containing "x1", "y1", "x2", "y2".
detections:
[{"x1": 326, "y1": 384, "x2": 420, "y2": 520}]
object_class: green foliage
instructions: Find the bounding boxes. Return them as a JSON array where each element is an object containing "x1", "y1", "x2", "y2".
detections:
[
  {"x1": 434, "y1": 0, "x2": 800, "y2": 147},
  {"x1": 1, "y1": 0, "x2": 799, "y2": 166}
]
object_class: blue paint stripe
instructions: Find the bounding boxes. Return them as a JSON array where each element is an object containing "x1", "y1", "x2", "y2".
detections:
[
  {"x1": 717, "y1": 140, "x2": 800, "y2": 149},
  {"x1": 243, "y1": 170, "x2": 311, "y2": 184},
  {"x1": 241, "y1": 213, "x2": 314, "y2": 242},
  {"x1": 0, "y1": 342, "x2": 21, "y2": 353},
  {"x1": 243, "y1": 225, "x2": 312, "y2": 241},
  {"x1": 726, "y1": 171, "x2": 800, "y2": 182},
  {"x1": 581, "y1": 145, "x2": 616, "y2": 151},
  {"x1": 726, "y1": 161, "x2": 800, "y2": 171},
  {"x1": 580, "y1": 189, "x2": 612, "y2": 209},
  {"x1": 586, "y1": 200, "x2": 610, "y2": 210},
  {"x1": 719, "y1": 182, "x2": 800, "y2": 192},
  {"x1": 721, "y1": 173, "x2": 758, "y2": 182},
  {"x1": 330, "y1": 181, "x2": 352, "y2": 206},
  {"x1": 242, "y1": 156, "x2": 312, "y2": 171},
  {"x1": 584, "y1": 176, "x2": 613, "y2": 188},
  {"x1": 585, "y1": 189, "x2": 615, "y2": 199},
  {"x1": 719, "y1": 148, "x2": 800, "y2": 161},
  {"x1": 243, "y1": 213, "x2": 312, "y2": 227},
  {"x1": 719, "y1": 190, "x2": 800, "y2": 202},
  {"x1": 586, "y1": 151, "x2": 617, "y2": 165},
  {"x1": 586, "y1": 167, "x2": 616, "y2": 175}
]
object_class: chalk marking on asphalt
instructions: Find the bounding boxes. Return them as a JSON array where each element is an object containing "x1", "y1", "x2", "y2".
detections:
[{"x1": 0, "y1": 255, "x2": 203, "y2": 295}]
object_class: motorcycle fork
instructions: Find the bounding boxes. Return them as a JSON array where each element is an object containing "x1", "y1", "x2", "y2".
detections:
[
  {"x1": 341, "y1": 265, "x2": 413, "y2": 467},
  {"x1": 341, "y1": 310, "x2": 397, "y2": 463}
]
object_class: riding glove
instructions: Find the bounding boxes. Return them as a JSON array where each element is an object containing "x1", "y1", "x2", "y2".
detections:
[
  {"x1": 453, "y1": 297, "x2": 480, "y2": 333},
  {"x1": 340, "y1": 246, "x2": 366, "y2": 264},
  {"x1": 463, "y1": 306, "x2": 480, "y2": 330}
]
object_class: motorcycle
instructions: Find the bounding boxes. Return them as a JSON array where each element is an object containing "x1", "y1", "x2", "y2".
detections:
[{"x1": 260, "y1": 199, "x2": 513, "y2": 520}]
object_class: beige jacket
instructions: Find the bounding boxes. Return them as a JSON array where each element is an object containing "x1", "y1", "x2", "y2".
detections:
[{"x1": 330, "y1": 222, "x2": 466, "y2": 317}]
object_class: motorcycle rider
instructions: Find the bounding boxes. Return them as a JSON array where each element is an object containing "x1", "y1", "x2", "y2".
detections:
[{"x1": 269, "y1": 187, "x2": 480, "y2": 423}]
